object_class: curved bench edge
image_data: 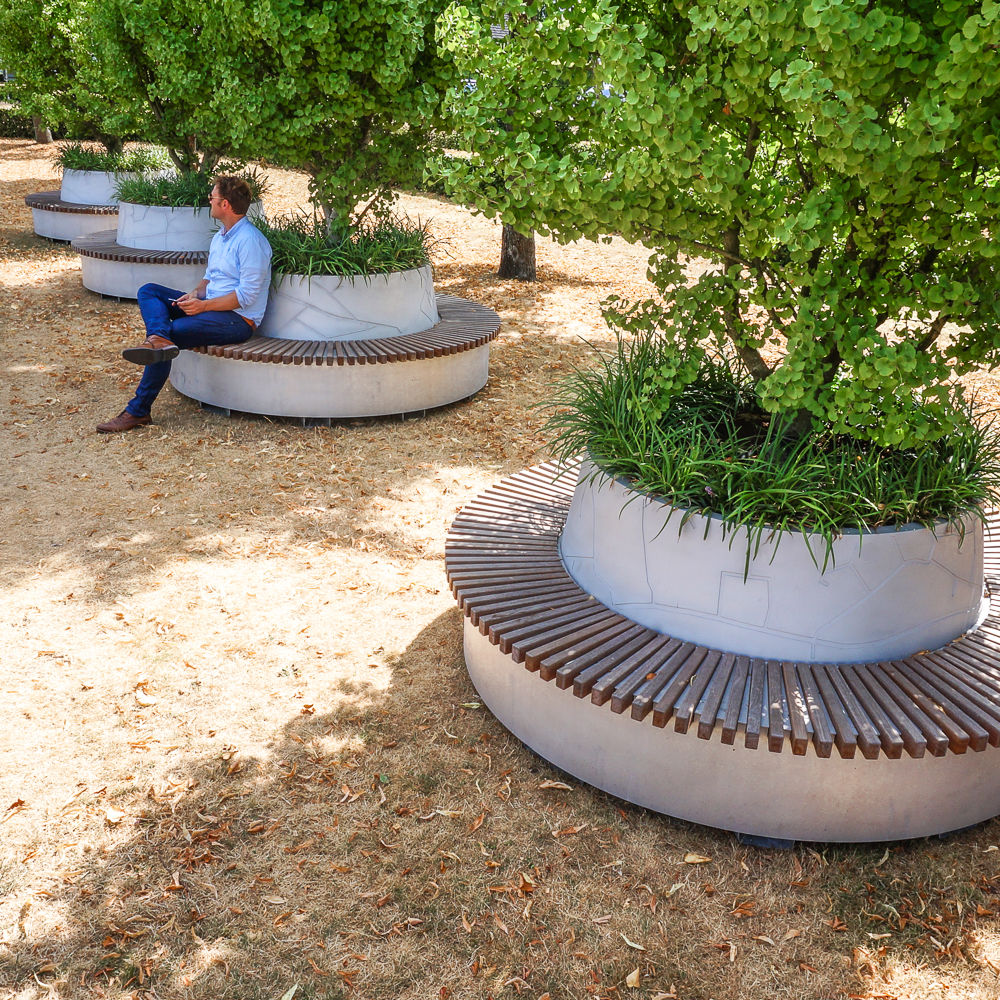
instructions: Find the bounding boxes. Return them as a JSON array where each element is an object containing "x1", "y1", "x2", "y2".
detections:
[{"x1": 446, "y1": 461, "x2": 1000, "y2": 762}]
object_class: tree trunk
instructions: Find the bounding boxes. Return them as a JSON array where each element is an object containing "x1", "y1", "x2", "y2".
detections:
[
  {"x1": 498, "y1": 224, "x2": 536, "y2": 280},
  {"x1": 31, "y1": 117, "x2": 52, "y2": 144}
]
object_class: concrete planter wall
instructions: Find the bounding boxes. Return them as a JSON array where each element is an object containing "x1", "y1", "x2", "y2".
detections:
[
  {"x1": 117, "y1": 201, "x2": 217, "y2": 251},
  {"x1": 60, "y1": 168, "x2": 139, "y2": 206},
  {"x1": 560, "y1": 459, "x2": 987, "y2": 663},
  {"x1": 79, "y1": 258, "x2": 207, "y2": 299},
  {"x1": 116, "y1": 201, "x2": 263, "y2": 251},
  {"x1": 258, "y1": 265, "x2": 439, "y2": 341}
]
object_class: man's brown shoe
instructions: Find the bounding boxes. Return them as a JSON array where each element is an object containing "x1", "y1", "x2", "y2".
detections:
[
  {"x1": 122, "y1": 335, "x2": 180, "y2": 365},
  {"x1": 96, "y1": 410, "x2": 152, "y2": 433}
]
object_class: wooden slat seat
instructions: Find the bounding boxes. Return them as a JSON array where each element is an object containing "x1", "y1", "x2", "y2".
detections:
[
  {"x1": 72, "y1": 228, "x2": 208, "y2": 265},
  {"x1": 446, "y1": 460, "x2": 1000, "y2": 761},
  {"x1": 24, "y1": 191, "x2": 118, "y2": 215},
  {"x1": 191, "y1": 295, "x2": 499, "y2": 367}
]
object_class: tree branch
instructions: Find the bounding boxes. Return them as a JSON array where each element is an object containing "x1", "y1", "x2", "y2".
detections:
[{"x1": 916, "y1": 313, "x2": 948, "y2": 352}]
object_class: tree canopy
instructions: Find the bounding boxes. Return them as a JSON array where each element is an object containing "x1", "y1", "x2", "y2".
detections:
[
  {"x1": 222, "y1": 0, "x2": 454, "y2": 224},
  {"x1": 85, "y1": 0, "x2": 247, "y2": 173},
  {"x1": 441, "y1": 0, "x2": 1000, "y2": 447},
  {"x1": 94, "y1": 0, "x2": 453, "y2": 220}
]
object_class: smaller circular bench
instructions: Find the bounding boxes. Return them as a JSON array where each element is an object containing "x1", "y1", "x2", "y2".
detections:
[
  {"x1": 448, "y1": 461, "x2": 1000, "y2": 842},
  {"x1": 72, "y1": 229, "x2": 208, "y2": 298},
  {"x1": 169, "y1": 293, "x2": 501, "y2": 419},
  {"x1": 25, "y1": 192, "x2": 118, "y2": 242}
]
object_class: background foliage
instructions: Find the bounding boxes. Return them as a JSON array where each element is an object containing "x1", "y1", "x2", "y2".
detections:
[
  {"x1": 0, "y1": 0, "x2": 145, "y2": 149},
  {"x1": 84, "y1": 0, "x2": 249, "y2": 173},
  {"x1": 228, "y1": 0, "x2": 454, "y2": 225}
]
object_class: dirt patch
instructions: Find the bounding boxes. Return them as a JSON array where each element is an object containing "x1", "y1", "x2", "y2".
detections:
[{"x1": 2, "y1": 138, "x2": 1000, "y2": 1000}]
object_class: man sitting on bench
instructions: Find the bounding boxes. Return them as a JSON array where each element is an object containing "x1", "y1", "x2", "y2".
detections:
[{"x1": 97, "y1": 175, "x2": 272, "y2": 433}]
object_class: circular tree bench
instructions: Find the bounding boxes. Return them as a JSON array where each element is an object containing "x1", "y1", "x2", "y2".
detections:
[
  {"x1": 25, "y1": 192, "x2": 118, "y2": 242},
  {"x1": 447, "y1": 461, "x2": 1000, "y2": 842},
  {"x1": 168, "y1": 293, "x2": 501, "y2": 419},
  {"x1": 71, "y1": 229, "x2": 208, "y2": 299}
]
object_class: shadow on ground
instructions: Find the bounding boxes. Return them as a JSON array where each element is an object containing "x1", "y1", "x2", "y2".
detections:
[{"x1": 4, "y1": 605, "x2": 999, "y2": 1000}]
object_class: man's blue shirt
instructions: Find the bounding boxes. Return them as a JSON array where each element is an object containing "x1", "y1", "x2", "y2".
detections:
[{"x1": 204, "y1": 215, "x2": 272, "y2": 325}]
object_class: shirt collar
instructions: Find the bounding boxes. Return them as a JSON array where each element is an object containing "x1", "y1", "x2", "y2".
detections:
[{"x1": 221, "y1": 216, "x2": 247, "y2": 241}]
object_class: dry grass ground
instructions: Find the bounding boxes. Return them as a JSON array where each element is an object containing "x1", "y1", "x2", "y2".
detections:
[{"x1": 3, "y1": 137, "x2": 1000, "y2": 1000}]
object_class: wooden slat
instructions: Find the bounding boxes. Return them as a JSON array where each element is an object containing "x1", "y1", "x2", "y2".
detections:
[
  {"x1": 884, "y1": 661, "x2": 975, "y2": 753},
  {"x1": 71, "y1": 229, "x2": 208, "y2": 264},
  {"x1": 479, "y1": 591, "x2": 602, "y2": 644},
  {"x1": 561, "y1": 629, "x2": 665, "y2": 696},
  {"x1": 857, "y1": 663, "x2": 949, "y2": 757},
  {"x1": 453, "y1": 571, "x2": 577, "y2": 598},
  {"x1": 767, "y1": 660, "x2": 790, "y2": 753},
  {"x1": 797, "y1": 665, "x2": 835, "y2": 758},
  {"x1": 449, "y1": 567, "x2": 571, "y2": 590},
  {"x1": 467, "y1": 583, "x2": 583, "y2": 627},
  {"x1": 744, "y1": 657, "x2": 767, "y2": 750},
  {"x1": 537, "y1": 619, "x2": 645, "y2": 683},
  {"x1": 524, "y1": 614, "x2": 632, "y2": 674},
  {"x1": 696, "y1": 653, "x2": 738, "y2": 740},
  {"x1": 843, "y1": 666, "x2": 914, "y2": 758},
  {"x1": 719, "y1": 656, "x2": 751, "y2": 746},
  {"x1": 670, "y1": 649, "x2": 723, "y2": 734},
  {"x1": 783, "y1": 662, "x2": 812, "y2": 756},
  {"x1": 507, "y1": 606, "x2": 619, "y2": 662},
  {"x1": 916, "y1": 652, "x2": 1000, "y2": 744},
  {"x1": 26, "y1": 191, "x2": 118, "y2": 214},
  {"x1": 619, "y1": 643, "x2": 703, "y2": 719},
  {"x1": 892, "y1": 659, "x2": 989, "y2": 752},
  {"x1": 815, "y1": 666, "x2": 880, "y2": 759},
  {"x1": 589, "y1": 636, "x2": 679, "y2": 706},
  {"x1": 484, "y1": 594, "x2": 599, "y2": 646}
]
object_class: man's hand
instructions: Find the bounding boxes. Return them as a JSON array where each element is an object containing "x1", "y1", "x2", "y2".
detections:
[
  {"x1": 176, "y1": 296, "x2": 208, "y2": 315},
  {"x1": 176, "y1": 281, "x2": 208, "y2": 306}
]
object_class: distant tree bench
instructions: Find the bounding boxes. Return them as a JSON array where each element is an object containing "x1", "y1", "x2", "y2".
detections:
[
  {"x1": 24, "y1": 191, "x2": 118, "y2": 242},
  {"x1": 447, "y1": 461, "x2": 1000, "y2": 842},
  {"x1": 72, "y1": 229, "x2": 208, "y2": 298},
  {"x1": 168, "y1": 294, "x2": 501, "y2": 420}
]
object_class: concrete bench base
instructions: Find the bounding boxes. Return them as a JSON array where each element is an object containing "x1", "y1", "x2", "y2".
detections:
[
  {"x1": 448, "y1": 462, "x2": 1000, "y2": 842},
  {"x1": 171, "y1": 341, "x2": 491, "y2": 418},
  {"x1": 169, "y1": 294, "x2": 499, "y2": 419},
  {"x1": 464, "y1": 619, "x2": 1000, "y2": 842},
  {"x1": 25, "y1": 191, "x2": 118, "y2": 242},
  {"x1": 71, "y1": 229, "x2": 207, "y2": 299}
]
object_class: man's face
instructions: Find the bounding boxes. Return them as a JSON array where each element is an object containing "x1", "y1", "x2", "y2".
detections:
[{"x1": 209, "y1": 185, "x2": 227, "y2": 221}]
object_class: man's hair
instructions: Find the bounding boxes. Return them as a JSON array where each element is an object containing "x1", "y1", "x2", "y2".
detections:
[{"x1": 214, "y1": 175, "x2": 252, "y2": 216}]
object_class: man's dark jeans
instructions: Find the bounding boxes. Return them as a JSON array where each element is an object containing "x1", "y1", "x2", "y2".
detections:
[{"x1": 125, "y1": 283, "x2": 254, "y2": 418}]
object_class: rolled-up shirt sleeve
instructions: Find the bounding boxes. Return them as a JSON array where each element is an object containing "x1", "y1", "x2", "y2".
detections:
[
  {"x1": 234, "y1": 243, "x2": 271, "y2": 309},
  {"x1": 204, "y1": 220, "x2": 273, "y2": 325}
]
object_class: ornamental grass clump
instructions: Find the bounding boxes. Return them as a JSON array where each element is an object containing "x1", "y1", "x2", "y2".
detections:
[
  {"x1": 547, "y1": 334, "x2": 1000, "y2": 565},
  {"x1": 257, "y1": 214, "x2": 434, "y2": 278},
  {"x1": 57, "y1": 142, "x2": 168, "y2": 173},
  {"x1": 114, "y1": 167, "x2": 266, "y2": 208}
]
